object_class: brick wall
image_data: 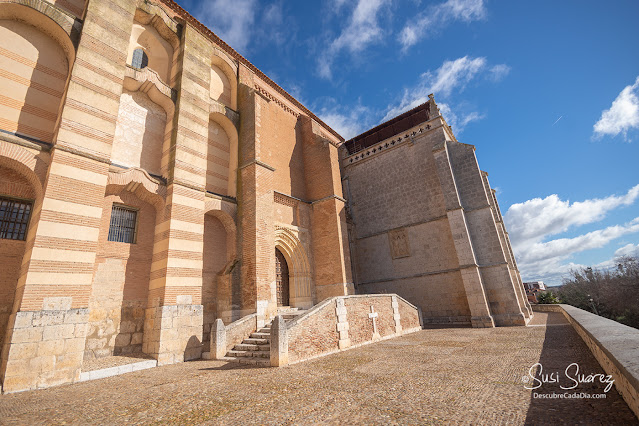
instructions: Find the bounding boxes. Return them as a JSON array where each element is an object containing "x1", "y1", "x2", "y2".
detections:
[
  {"x1": 0, "y1": 166, "x2": 36, "y2": 349},
  {"x1": 286, "y1": 295, "x2": 421, "y2": 364},
  {"x1": 84, "y1": 189, "x2": 156, "y2": 359},
  {"x1": 202, "y1": 213, "x2": 227, "y2": 347}
]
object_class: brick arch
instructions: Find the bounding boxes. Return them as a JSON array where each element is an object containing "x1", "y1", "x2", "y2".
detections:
[
  {"x1": 274, "y1": 227, "x2": 312, "y2": 309},
  {"x1": 106, "y1": 168, "x2": 166, "y2": 213},
  {"x1": 0, "y1": 1, "x2": 77, "y2": 65},
  {"x1": 0, "y1": 141, "x2": 45, "y2": 199}
]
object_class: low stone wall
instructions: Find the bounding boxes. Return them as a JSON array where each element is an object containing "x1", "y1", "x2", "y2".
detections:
[
  {"x1": 281, "y1": 294, "x2": 422, "y2": 365},
  {"x1": 204, "y1": 313, "x2": 257, "y2": 360},
  {"x1": 532, "y1": 304, "x2": 639, "y2": 418},
  {"x1": 224, "y1": 314, "x2": 257, "y2": 352}
]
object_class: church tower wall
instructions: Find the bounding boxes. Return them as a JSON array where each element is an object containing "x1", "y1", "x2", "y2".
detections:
[{"x1": 341, "y1": 97, "x2": 529, "y2": 328}]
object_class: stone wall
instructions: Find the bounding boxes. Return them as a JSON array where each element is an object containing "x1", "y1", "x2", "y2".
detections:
[
  {"x1": 284, "y1": 294, "x2": 422, "y2": 365},
  {"x1": 342, "y1": 99, "x2": 529, "y2": 327}
]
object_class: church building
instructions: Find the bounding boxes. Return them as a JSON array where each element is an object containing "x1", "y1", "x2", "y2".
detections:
[{"x1": 0, "y1": 0, "x2": 530, "y2": 392}]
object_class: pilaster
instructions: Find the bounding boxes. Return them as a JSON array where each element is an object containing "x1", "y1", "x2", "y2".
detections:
[{"x1": 0, "y1": 0, "x2": 138, "y2": 392}]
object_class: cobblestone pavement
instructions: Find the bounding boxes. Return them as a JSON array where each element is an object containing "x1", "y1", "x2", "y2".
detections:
[{"x1": 0, "y1": 312, "x2": 636, "y2": 425}]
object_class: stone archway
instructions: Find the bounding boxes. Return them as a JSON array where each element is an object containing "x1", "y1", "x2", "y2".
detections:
[
  {"x1": 274, "y1": 227, "x2": 312, "y2": 309},
  {"x1": 275, "y1": 248, "x2": 290, "y2": 307}
]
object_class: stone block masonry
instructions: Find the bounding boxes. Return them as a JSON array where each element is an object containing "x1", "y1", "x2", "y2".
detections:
[
  {"x1": 341, "y1": 96, "x2": 530, "y2": 328},
  {"x1": 1, "y1": 309, "x2": 88, "y2": 393}
]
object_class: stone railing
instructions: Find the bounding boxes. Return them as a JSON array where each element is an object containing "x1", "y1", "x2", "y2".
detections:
[
  {"x1": 532, "y1": 304, "x2": 639, "y2": 417},
  {"x1": 271, "y1": 294, "x2": 423, "y2": 366},
  {"x1": 205, "y1": 313, "x2": 257, "y2": 360}
]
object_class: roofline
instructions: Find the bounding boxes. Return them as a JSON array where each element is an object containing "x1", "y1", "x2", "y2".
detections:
[
  {"x1": 161, "y1": 0, "x2": 344, "y2": 142},
  {"x1": 344, "y1": 101, "x2": 430, "y2": 145}
]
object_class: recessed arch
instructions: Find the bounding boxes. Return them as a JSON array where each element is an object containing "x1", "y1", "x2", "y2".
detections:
[
  {"x1": 126, "y1": 22, "x2": 173, "y2": 84},
  {"x1": 211, "y1": 54, "x2": 237, "y2": 110},
  {"x1": 0, "y1": 4, "x2": 75, "y2": 145},
  {"x1": 208, "y1": 112, "x2": 238, "y2": 198},
  {"x1": 0, "y1": 2, "x2": 77, "y2": 65},
  {"x1": 274, "y1": 226, "x2": 312, "y2": 309}
]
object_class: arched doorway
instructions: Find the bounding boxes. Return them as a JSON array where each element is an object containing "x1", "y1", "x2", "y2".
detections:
[{"x1": 275, "y1": 248, "x2": 290, "y2": 307}]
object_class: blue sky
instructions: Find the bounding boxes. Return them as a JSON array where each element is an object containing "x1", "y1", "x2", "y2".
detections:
[{"x1": 178, "y1": 0, "x2": 639, "y2": 285}]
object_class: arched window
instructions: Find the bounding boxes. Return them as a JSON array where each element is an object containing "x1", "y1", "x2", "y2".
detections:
[{"x1": 131, "y1": 48, "x2": 149, "y2": 69}]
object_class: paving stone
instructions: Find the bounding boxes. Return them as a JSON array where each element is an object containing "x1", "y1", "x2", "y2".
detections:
[{"x1": 0, "y1": 312, "x2": 636, "y2": 424}]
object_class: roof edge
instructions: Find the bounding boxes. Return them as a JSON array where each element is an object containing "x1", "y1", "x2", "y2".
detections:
[{"x1": 161, "y1": 0, "x2": 344, "y2": 142}]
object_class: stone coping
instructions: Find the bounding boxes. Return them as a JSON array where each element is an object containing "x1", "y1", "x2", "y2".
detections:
[
  {"x1": 82, "y1": 354, "x2": 155, "y2": 372},
  {"x1": 78, "y1": 359, "x2": 157, "y2": 382},
  {"x1": 532, "y1": 304, "x2": 639, "y2": 417}
]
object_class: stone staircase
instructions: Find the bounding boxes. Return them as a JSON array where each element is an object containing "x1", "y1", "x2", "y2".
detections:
[{"x1": 224, "y1": 308, "x2": 305, "y2": 366}]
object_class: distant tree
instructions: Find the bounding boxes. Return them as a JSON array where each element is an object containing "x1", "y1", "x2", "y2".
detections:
[
  {"x1": 557, "y1": 256, "x2": 639, "y2": 329},
  {"x1": 536, "y1": 291, "x2": 560, "y2": 304}
]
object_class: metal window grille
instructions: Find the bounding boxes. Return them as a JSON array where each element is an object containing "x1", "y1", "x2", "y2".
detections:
[
  {"x1": 0, "y1": 196, "x2": 32, "y2": 241},
  {"x1": 131, "y1": 48, "x2": 149, "y2": 69},
  {"x1": 108, "y1": 205, "x2": 138, "y2": 243}
]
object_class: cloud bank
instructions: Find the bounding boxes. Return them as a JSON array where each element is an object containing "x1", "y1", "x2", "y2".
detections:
[
  {"x1": 504, "y1": 185, "x2": 639, "y2": 284},
  {"x1": 593, "y1": 76, "x2": 639, "y2": 140}
]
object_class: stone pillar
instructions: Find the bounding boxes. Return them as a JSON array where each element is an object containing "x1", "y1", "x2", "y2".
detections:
[
  {"x1": 210, "y1": 319, "x2": 226, "y2": 360},
  {"x1": 237, "y1": 64, "x2": 276, "y2": 327},
  {"x1": 336, "y1": 298, "x2": 350, "y2": 349},
  {"x1": 432, "y1": 142, "x2": 494, "y2": 328},
  {"x1": 299, "y1": 116, "x2": 353, "y2": 301},
  {"x1": 391, "y1": 295, "x2": 402, "y2": 335},
  {"x1": 0, "y1": 0, "x2": 139, "y2": 392},
  {"x1": 269, "y1": 315, "x2": 288, "y2": 367},
  {"x1": 142, "y1": 22, "x2": 213, "y2": 365}
]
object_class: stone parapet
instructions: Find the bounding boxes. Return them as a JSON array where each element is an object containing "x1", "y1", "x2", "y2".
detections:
[
  {"x1": 282, "y1": 294, "x2": 422, "y2": 366},
  {"x1": 532, "y1": 304, "x2": 639, "y2": 418}
]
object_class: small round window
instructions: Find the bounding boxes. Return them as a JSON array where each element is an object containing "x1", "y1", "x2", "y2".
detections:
[{"x1": 131, "y1": 48, "x2": 149, "y2": 69}]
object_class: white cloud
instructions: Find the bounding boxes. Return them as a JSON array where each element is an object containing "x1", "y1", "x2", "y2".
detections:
[
  {"x1": 505, "y1": 184, "x2": 639, "y2": 252},
  {"x1": 319, "y1": 104, "x2": 371, "y2": 140},
  {"x1": 383, "y1": 56, "x2": 505, "y2": 125},
  {"x1": 614, "y1": 243, "x2": 639, "y2": 258},
  {"x1": 521, "y1": 218, "x2": 639, "y2": 266},
  {"x1": 319, "y1": 0, "x2": 390, "y2": 79},
  {"x1": 488, "y1": 64, "x2": 511, "y2": 82},
  {"x1": 196, "y1": 0, "x2": 257, "y2": 53},
  {"x1": 593, "y1": 76, "x2": 639, "y2": 140},
  {"x1": 504, "y1": 185, "x2": 639, "y2": 284},
  {"x1": 399, "y1": 0, "x2": 486, "y2": 51},
  {"x1": 438, "y1": 103, "x2": 485, "y2": 133}
]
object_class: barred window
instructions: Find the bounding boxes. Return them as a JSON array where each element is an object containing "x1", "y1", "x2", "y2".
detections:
[
  {"x1": 131, "y1": 48, "x2": 149, "y2": 70},
  {"x1": 108, "y1": 205, "x2": 138, "y2": 244},
  {"x1": 0, "y1": 196, "x2": 32, "y2": 241}
]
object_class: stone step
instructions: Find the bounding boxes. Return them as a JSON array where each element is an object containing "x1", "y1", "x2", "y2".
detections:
[
  {"x1": 244, "y1": 338, "x2": 269, "y2": 345},
  {"x1": 257, "y1": 328, "x2": 271, "y2": 333},
  {"x1": 227, "y1": 350, "x2": 269, "y2": 358},
  {"x1": 234, "y1": 343, "x2": 261, "y2": 351},
  {"x1": 250, "y1": 332, "x2": 270, "y2": 339},
  {"x1": 226, "y1": 357, "x2": 270, "y2": 367}
]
